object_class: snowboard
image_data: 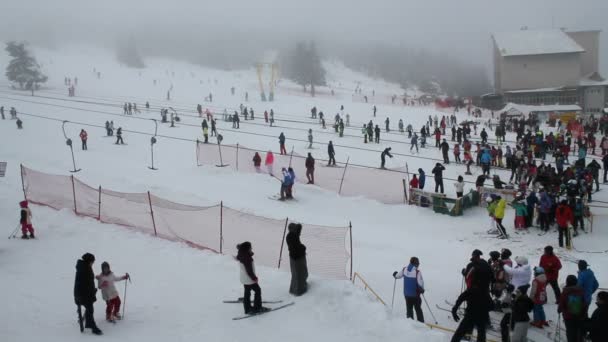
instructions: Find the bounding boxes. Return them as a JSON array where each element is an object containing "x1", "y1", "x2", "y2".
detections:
[{"x1": 232, "y1": 302, "x2": 294, "y2": 320}]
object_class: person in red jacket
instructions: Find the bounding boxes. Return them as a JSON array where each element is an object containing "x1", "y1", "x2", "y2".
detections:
[
  {"x1": 555, "y1": 200, "x2": 573, "y2": 248},
  {"x1": 79, "y1": 129, "x2": 88, "y2": 150},
  {"x1": 409, "y1": 174, "x2": 419, "y2": 189},
  {"x1": 539, "y1": 245, "x2": 562, "y2": 303}
]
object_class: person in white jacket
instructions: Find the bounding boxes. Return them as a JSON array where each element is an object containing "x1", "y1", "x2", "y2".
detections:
[
  {"x1": 454, "y1": 175, "x2": 465, "y2": 198},
  {"x1": 96, "y1": 262, "x2": 129, "y2": 322},
  {"x1": 504, "y1": 256, "x2": 531, "y2": 290}
]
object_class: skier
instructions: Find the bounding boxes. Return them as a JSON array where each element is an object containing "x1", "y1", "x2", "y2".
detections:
[
  {"x1": 265, "y1": 151, "x2": 274, "y2": 176},
  {"x1": 264, "y1": 110, "x2": 269, "y2": 123},
  {"x1": 280, "y1": 168, "x2": 294, "y2": 200},
  {"x1": 286, "y1": 223, "x2": 308, "y2": 296},
  {"x1": 115, "y1": 127, "x2": 124, "y2": 145},
  {"x1": 373, "y1": 105, "x2": 377, "y2": 117},
  {"x1": 123, "y1": 103, "x2": 128, "y2": 115},
  {"x1": 236, "y1": 242, "x2": 269, "y2": 314},
  {"x1": 454, "y1": 175, "x2": 464, "y2": 198},
  {"x1": 555, "y1": 200, "x2": 573, "y2": 247},
  {"x1": 232, "y1": 111, "x2": 240, "y2": 128},
  {"x1": 385, "y1": 117, "x2": 390, "y2": 132},
  {"x1": 577, "y1": 260, "x2": 599, "y2": 315},
  {"x1": 19, "y1": 200, "x2": 35, "y2": 239},
  {"x1": 307, "y1": 129, "x2": 313, "y2": 149},
  {"x1": 494, "y1": 195, "x2": 508, "y2": 238},
  {"x1": 252, "y1": 152, "x2": 262, "y2": 172},
  {"x1": 449, "y1": 283, "x2": 493, "y2": 342},
  {"x1": 462, "y1": 249, "x2": 493, "y2": 290},
  {"x1": 380, "y1": 147, "x2": 393, "y2": 169},
  {"x1": 539, "y1": 246, "x2": 562, "y2": 303},
  {"x1": 431, "y1": 163, "x2": 445, "y2": 193},
  {"x1": 393, "y1": 257, "x2": 425, "y2": 322},
  {"x1": 480, "y1": 128, "x2": 488, "y2": 144},
  {"x1": 440, "y1": 139, "x2": 450, "y2": 164},
  {"x1": 374, "y1": 125, "x2": 380, "y2": 143},
  {"x1": 105, "y1": 121, "x2": 111, "y2": 136},
  {"x1": 74, "y1": 253, "x2": 102, "y2": 335},
  {"x1": 418, "y1": 168, "x2": 426, "y2": 190},
  {"x1": 529, "y1": 266, "x2": 548, "y2": 328},
  {"x1": 79, "y1": 129, "x2": 88, "y2": 150},
  {"x1": 279, "y1": 133, "x2": 287, "y2": 155},
  {"x1": 327, "y1": 141, "x2": 336, "y2": 166},
  {"x1": 410, "y1": 133, "x2": 419, "y2": 153},
  {"x1": 558, "y1": 275, "x2": 587, "y2": 342},
  {"x1": 305, "y1": 153, "x2": 315, "y2": 184},
  {"x1": 95, "y1": 262, "x2": 129, "y2": 322},
  {"x1": 10, "y1": 107, "x2": 17, "y2": 119}
]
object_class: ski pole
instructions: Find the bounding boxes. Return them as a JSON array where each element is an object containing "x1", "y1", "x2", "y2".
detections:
[
  {"x1": 422, "y1": 294, "x2": 438, "y2": 324},
  {"x1": 555, "y1": 312, "x2": 561, "y2": 342},
  {"x1": 390, "y1": 278, "x2": 397, "y2": 311},
  {"x1": 122, "y1": 275, "x2": 131, "y2": 318},
  {"x1": 8, "y1": 223, "x2": 20, "y2": 239}
]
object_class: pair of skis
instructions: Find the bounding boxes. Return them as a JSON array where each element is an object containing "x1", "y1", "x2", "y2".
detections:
[{"x1": 224, "y1": 298, "x2": 295, "y2": 320}]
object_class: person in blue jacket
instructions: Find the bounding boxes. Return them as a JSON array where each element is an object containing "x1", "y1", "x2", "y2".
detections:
[
  {"x1": 538, "y1": 190, "x2": 553, "y2": 232},
  {"x1": 279, "y1": 168, "x2": 294, "y2": 200},
  {"x1": 577, "y1": 260, "x2": 599, "y2": 315},
  {"x1": 418, "y1": 168, "x2": 426, "y2": 190},
  {"x1": 480, "y1": 149, "x2": 492, "y2": 176},
  {"x1": 525, "y1": 191, "x2": 539, "y2": 228},
  {"x1": 393, "y1": 257, "x2": 425, "y2": 322}
]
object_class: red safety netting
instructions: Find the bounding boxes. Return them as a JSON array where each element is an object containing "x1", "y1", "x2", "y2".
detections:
[
  {"x1": 20, "y1": 165, "x2": 351, "y2": 280},
  {"x1": 196, "y1": 142, "x2": 407, "y2": 204}
]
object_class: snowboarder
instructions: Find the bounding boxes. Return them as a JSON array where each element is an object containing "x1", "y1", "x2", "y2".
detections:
[
  {"x1": 74, "y1": 253, "x2": 102, "y2": 335},
  {"x1": 95, "y1": 262, "x2": 129, "y2": 322},
  {"x1": 236, "y1": 242, "x2": 269, "y2": 314},
  {"x1": 279, "y1": 133, "x2": 287, "y2": 155},
  {"x1": 380, "y1": 147, "x2": 393, "y2": 169},
  {"x1": 393, "y1": 257, "x2": 425, "y2": 322},
  {"x1": 286, "y1": 223, "x2": 308, "y2": 296},
  {"x1": 79, "y1": 129, "x2": 88, "y2": 150},
  {"x1": 327, "y1": 141, "x2": 336, "y2": 166},
  {"x1": 19, "y1": 200, "x2": 35, "y2": 239},
  {"x1": 252, "y1": 152, "x2": 262, "y2": 172},
  {"x1": 115, "y1": 127, "x2": 124, "y2": 145},
  {"x1": 305, "y1": 153, "x2": 315, "y2": 184},
  {"x1": 431, "y1": 163, "x2": 445, "y2": 193},
  {"x1": 265, "y1": 151, "x2": 274, "y2": 176},
  {"x1": 450, "y1": 283, "x2": 493, "y2": 342}
]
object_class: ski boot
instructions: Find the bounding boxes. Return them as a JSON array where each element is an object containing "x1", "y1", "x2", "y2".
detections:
[
  {"x1": 91, "y1": 327, "x2": 103, "y2": 335},
  {"x1": 29, "y1": 233, "x2": 35, "y2": 239},
  {"x1": 21, "y1": 234, "x2": 29, "y2": 239},
  {"x1": 113, "y1": 313, "x2": 122, "y2": 321}
]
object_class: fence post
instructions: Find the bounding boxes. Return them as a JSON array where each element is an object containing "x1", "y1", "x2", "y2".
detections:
[
  {"x1": 338, "y1": 157, "x2": 350, "y2": 195},
  {"x1": 277, "y1": 218, "x2": 289, "y2": 268},
  {"x1": 196, "y1": 139, "x2": 200, "y2": 166},
  {"x1": 405, "y1": 163, "x2": 411, "y2": 204},
  {"x1": 236, "y1": 144, "x2": 239, "y2": 171},
  {"x1": 349, "y1": 221, "x2": 353, "y2": 281},
  {"x1": 288, "y1": 146, "x2": 294, "y2": 167},
  {"x1": 20, "y1": 164, "x2": 27, "y2": 200},
  {"x1": 71, "y1": 175, "x2": 77, "y2": 214},
  {"x1": 220, "y1": 201, "x2": 223, "y2": 254},
  {"x1": 147, "y1": 191, "x2": 158, "y2": 236},
  {"x1": 97, "y1": 186, "x2": 102, "y2": 221}
]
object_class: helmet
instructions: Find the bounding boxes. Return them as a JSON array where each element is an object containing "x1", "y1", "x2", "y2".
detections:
[{"x1": 486, "y1": 196, "x2": 493, "y2": 203}]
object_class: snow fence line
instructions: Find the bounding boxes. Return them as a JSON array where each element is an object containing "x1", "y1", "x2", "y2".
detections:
[
  {"x1": 19, "y1": 165, "x2": 352, "y2": 280},
  {"x1": 196, "y1": 141, "x2": 410, "y2": 205}
]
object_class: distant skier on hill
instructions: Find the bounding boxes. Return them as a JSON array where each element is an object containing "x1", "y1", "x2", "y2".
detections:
[
  {"x1": 305, "y1": 153, "x2": 315, "y2": 184},
  {"x1": 327, "y1": 141, "x2": 336, "y2": 166}
]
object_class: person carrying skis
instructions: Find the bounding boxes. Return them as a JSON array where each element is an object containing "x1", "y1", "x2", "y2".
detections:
[
  {"x1": 236, "y1": 242, "x2": 269, "y2": 314},
  {"x1": 529, "y1": 266, "x2": 548, "y2": 328},
  {"x1": 279, "y1": 133, "x2": 287, "y2": 155},
  {"x1": 74, "y1": 253, "x2": 102, "y2": 335},
  {"x1": 380, "y1": 147, "x2": 393, "y2": 169},
  {"x1": 115, "y1": 127, "x2": 124, "y2": 145},
  {"x1": 286, "y1": 223, "x2": 308, "y2": 296},
  {"x1": 252, "y1": 152, "x2": 262, "y2": 172},
  {"x1": 305, "y1": 153, "x2": 315, "y2": 184},
  {"x1": 539, "y1": 246, "x2": 561, "y2": 303},
  {"x1": 79, "y1": 129, "x2": 88, "y2": 150},
  {"x1": 558, "y1": 275, "x2": 587, "y2": 342},
  {"x1": 19, "y1": 200, "x2": 35, "y2": 239},
  {"x1": 432, "y1": 163, "x2": 446, "y2": 193},
  {"x1": 327, "y1": 141, "x2": 336, "y2": 166},
  {"x1": 95, "y1": 262, "x2": 129, "y2": 322},
  {"x1": 449, "y1": 283, "x2": 493, "y2": 342},
  {"x1": 393, "y1": 257, "x2": 425, "y2": 322},
  {"x1": 265, "y1": 151, "x2": 274, "y2": 176}
]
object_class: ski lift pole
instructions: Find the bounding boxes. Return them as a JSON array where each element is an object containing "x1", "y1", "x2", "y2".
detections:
[
  {"x1": 62, "y1": 121, "x2": 81, "y2": 173},
  {"x1": 149, "y1": 119, "x2": 158, "y2": 170}
]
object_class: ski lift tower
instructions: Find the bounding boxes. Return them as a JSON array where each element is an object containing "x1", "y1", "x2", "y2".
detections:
[{"x1": 256, "y1": 51, "x2": 278, "y2": 102}]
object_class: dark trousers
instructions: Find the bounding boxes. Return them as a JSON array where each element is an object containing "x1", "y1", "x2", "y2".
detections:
[
  {"x1": 451, "y1": 315, "x2": 487, "y2": 342},
  {"x1": 381, "y1": 157, "x2": 386, "y2": 168},
  {"x1": 500, "y1": 312, "x2": 511, "y2": 342},
  {"x1": 328, "y1": 155, "x2": 336, "y2": 165},
  {"x1": 435, "y1": 179, "x2": 444, "y2": 193},
  {"x1": 243, "y1": 283, "x2": 261, "y2": 313},
  {"x1": 306, "y1": 168, "x2": 314, "y2": 184},
  {"x1": 572, "y1": 216, "x2": 584, "y2": 232},
  {"x1": 525, "y1": 206, "x2": 534, "y2": 227},
  {"x1": 405, "y1": 296, "x2": 424, "y2": 322},
  {"x1": 539, "y1": 212, "x2": 550, "y2": 231},
  {"x1": 495, "y1": 218, "x2": 507, "y2": 237},
  {"x1": 81, "y1": 302, "x2": 98, "y2": 329},
  {"x1": 558, "y1": 225, "x2": 566, "y2": 248},
  {"x1": 442, "y1": 151, "x2": 449, "y2": 163},
  {"x1": 116, "y1": 136, "x2": 124, "y2": 144},
  {"x1": 564, "y1": 319, "x2": 584, "y2": 342},
  {"x1": 547, "y1": 279, "x2": 561, "y2": 303},
  {"x1": 81, "y1": 140, "x2": 87, "y2": 150}
]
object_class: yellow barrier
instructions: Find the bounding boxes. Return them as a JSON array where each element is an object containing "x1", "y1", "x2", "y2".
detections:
[{"x1": 352, "y1": 272, "x2": 387, "y2": 306}]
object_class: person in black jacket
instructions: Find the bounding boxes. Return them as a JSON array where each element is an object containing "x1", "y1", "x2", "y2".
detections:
[
  {"x1": 305, "y1": 153, "x2": 315, "y2": 184},
  {"x1": 74, "y1": 253, "x2": 102, "y2": 335},
  {"x1": 511, "y1": 285, "x2": 534, "y2": 342},
  {"x1": 380, "y1": 147, "x2": 393, "y2": 169},
  {"x1": 589, "y1": 291, "x2": 607, "y2": 342},
  {"x1": 432, "y1": 163, "x2": 446, "y2": 193},
  {"x1": 440, "y1": 139, "x2": 450, "y2": 164},
  {"x1": 450, "y1": 284, "x2": 493, "y2": 342},
  {"x1": 286, "y1": 223, "x2": 308, "y2": 296},
  {"x1": 327, "y1": 141, "x2": 336, "y2": 166}
]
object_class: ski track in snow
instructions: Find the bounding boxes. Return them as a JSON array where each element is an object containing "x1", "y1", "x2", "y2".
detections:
[{"x1": 0, "y1": 45, "x2": 606, "y2": 342}]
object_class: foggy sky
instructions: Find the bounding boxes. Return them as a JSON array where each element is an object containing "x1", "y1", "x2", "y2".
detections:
[{"x1": 1, "y1": 0, "x2": 607, "y2": 76}]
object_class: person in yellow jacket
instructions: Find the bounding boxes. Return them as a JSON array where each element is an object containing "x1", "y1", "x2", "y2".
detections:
[{"x1": 494, "y1": 196, "x2": 508, "y2": 239}]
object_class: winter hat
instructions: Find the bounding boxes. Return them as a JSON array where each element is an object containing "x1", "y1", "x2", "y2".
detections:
[
  {"x1": 578, "y1": 260, "x2": 589, "y2": 270},
  {"x1": 19, "y1": 200, "x2": 28, "y2": 208},
  {"x1": 515, "y1": 256, "x2": 528, "y2": 265},
  {"x1": 82, "y1": 253, "x2": 95, "y2": 263},
  {"x1": 544, "y1": 246, "x2": 553, "y2": 254},
  {"x1": 471, "y1": 249, "x2": 483, "y2": 258},
  {"x1": 534, "y1": 266, "x2": 545, "y2": 275},
  {"x1": 489, "y1": 251, "x2": 500, "y2": 261},
  {"x1": 566, "y1": 275, "x2": 578, "y2": 286},
  {"x1": 288, "y1": 223, "x2": 302, "y2": 234},
  {"x1": 500, "y1": 248, "x2": 512, "y2": 259},
  {"x1": 410, "y1": 257, "x2": 420, "y2": 266},
  {"x1": 237, "y1": 241, "x2": 252, "y2": 252},
  {"x1": 596, "y1": 291, "x2": 608, "y2": 303}
]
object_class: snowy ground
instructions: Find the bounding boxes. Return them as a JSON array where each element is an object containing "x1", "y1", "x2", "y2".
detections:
[{"x1": 0, "y1": 46, "x2": 607, "y2": 342}]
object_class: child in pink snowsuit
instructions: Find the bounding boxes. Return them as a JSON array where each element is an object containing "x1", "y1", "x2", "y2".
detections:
[
  {"x1": 19, "y1": 200, "x2": 35, "y2": 239},
  {"x1": 96, "y1": 262, "x2": 129, "y2": 322},
  {"x1": 265, "y1": 151, "x2": 274, "y2": 176}
]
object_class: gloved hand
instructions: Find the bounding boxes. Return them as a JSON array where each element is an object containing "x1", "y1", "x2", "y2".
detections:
[
  {"x1": 452, "y1": 309, "x2": 460, "y2": 322},
  {"x1": 461, "y1": 268, "x2": 466, "y2": 276},
  {"x1": 125, "y1": 273, "x2": 130, "y2": 280},
  {"x1": 392, "y1": 271, "x2": 398, "y2": 278},
  {"x1": 419, "y1": 288, "x2": 425, "y2": 294}
]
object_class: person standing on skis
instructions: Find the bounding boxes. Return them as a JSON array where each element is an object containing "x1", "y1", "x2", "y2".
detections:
[
  {"x1": 96, "y1": 262, "x2": 129, "y2": 322},
  {"x1": 393, "y1": 257, "x2": 425, "y2": 322},
  {"x1": 279, "y1": 133, "x2": 287, "y2": 155},
  {"x1": 327, "y1": 141, "x2": 336, "y2": 166},
  {"x1": 305, "y1": 153, "x2": 315, "y2": 184},
  {"x1": 236, "y1": 242, "x2": 269, "y2": 314},
  {"x1": 381, "y1": 147, "x2": 393, "y2": 169}
]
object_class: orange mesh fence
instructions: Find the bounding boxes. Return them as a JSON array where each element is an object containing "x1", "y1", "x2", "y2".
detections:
[
  {"x1": 20, "y1": 165, "x2": 351, "y2": 280},
  {"x1": 196, "y1": 142, "x2": 407, "y2": 204}
]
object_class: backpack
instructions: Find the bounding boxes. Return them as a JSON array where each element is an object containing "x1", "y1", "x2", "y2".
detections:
[{"x1": 567, "y1": 293, "x2": 583, "y2": 316}]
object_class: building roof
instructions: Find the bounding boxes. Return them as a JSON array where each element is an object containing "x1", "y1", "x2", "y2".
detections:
[
  {"x1": 500, "y1": 103, "x2": 581, "y2": 114},
  {"x1": 579, "y1": 72, "x2": 608, "y2": 86},
  {"x1": 493, "y1": 29, "x2": 585, "y2": 57}
]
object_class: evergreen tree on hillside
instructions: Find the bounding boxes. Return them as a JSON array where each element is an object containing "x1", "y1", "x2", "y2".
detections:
[
  {"x1": 284, "y1": 41, "x2": 326, "y2": 96},
  {"x1": 116, "y1": 37, "x2": 145, "y2": 69},
  {"x1": 5, "y1": 41, "x2": 48, "y2": 90}
]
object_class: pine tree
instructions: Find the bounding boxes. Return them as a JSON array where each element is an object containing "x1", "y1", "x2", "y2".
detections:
[
  {"x1": 5, "y1": 41, "x2": 48, "y2": 90},
  {"x1": 283, "y1": 41, "x2": 326, "y2": 96},
  {"x1": 116, "y1": 37, "x2": 145, "y2": 69}
]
